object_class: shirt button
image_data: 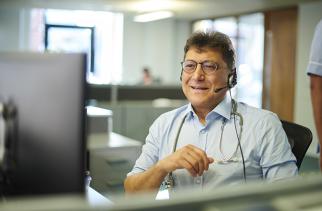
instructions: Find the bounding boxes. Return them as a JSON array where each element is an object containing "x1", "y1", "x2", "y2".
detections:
[{"x1": 196, "y1": 178, "x2": 201, "y2": 184}]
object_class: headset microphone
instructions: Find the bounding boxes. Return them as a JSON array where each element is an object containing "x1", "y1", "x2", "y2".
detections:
[
  {"x1": 214, "y1": 86, "x2": 228, "y2": 93},
  {"x1": 214, "y1": 70, "x2": 237, "y2": 93}
]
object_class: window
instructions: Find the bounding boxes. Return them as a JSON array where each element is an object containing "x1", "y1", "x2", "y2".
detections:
[
  {"x1": 31, "y1": 9, "x2": 123, "y2": 84},
  {"x1": 45, "y1": 24, "x2": 95, "y2": 73},
  {"x1": 193, "y1": 13, "x2": 264, "y2": 108}
]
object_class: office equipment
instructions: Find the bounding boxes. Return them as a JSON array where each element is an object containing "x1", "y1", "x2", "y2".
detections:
[
  {"x1": 86, "y1": 106, "x2": 113, "y2": 136},
  {"x1": 0, "y1": 52, "x2": 86, "y2": 196},
  {"x1": 281, "y1": 120, "x2": 313, "y2": 169},
  {"x1": 88, "y1": 132, "x2": 141, "y2": 198},
  {"x1": 86, "y1": 106, "x2": 140, "y2": 198}
]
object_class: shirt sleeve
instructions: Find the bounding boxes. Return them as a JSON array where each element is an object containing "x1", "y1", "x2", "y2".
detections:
[
  {"x1": 126, "y1": 116, "x2": 162, "y2": 177},
  {"x1": 307, "y1": 19, "x2": 322, "y2": 76},
  {"x1": 256, "y1": 113, "x2": 298, "y2": 181}
]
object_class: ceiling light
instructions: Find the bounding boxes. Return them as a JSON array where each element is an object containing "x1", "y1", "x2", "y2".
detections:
[
  {"x1": 134, "y1": 11, "x2": 174, "y2": 22},
  {"x1": 129, "y1": 0, "x2": 175, "y2": 12}
]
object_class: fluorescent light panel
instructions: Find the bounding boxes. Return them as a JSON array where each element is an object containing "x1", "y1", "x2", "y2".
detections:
[{"x1": 134, "y1": 11, "x2": 173, "y2": 22}]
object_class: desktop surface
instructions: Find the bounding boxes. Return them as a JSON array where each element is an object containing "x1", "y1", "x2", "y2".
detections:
[{"x1": 0, "y1": 173, "x2": 322, "y2": 211}]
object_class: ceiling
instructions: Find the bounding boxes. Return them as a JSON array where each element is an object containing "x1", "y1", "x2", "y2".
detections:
[{"x1": 1, "y1": 0, "x2": 320, "y2": 20}]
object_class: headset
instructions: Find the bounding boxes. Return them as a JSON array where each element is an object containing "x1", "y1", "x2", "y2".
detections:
[
  {"x1": 228, "y1": 68, "x2": 237, "y2": 88},
  {"x1": 214, "y1": 68, "x2": 237, "y2": 93}
]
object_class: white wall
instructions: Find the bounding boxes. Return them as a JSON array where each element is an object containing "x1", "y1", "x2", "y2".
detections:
[
  {"x1": 122, "y1": 15, "x2": 190, "y2": 85},
  {"x1": 0, "y1": 7, "x2": 32, "y2": 52},
  {"x1": 122, "y1": 15, "x2": 144, "y2": 84},
  {"x1": 295, "y1": 0, "x2": 322, "y2": 156},
  {"x1": 0, "y1": 8, "x2": 21, "y2": 51}
]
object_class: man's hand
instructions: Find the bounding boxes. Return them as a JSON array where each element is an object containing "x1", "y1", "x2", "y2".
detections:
[{"x1": 156, "y1": 144, "x2": 214, "y2": 177}]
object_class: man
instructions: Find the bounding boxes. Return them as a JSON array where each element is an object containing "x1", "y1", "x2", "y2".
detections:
[
  {"x1": 307, "y1": 19, "x2": 322, "y2": 170},
  {"x1": 124, "y1": 31, "x2": 297, "y2": 194}
]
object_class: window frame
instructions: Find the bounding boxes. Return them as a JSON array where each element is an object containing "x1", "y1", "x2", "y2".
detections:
[{"x1": 44, "y1": 24, "x2": 95, "y2": 73}]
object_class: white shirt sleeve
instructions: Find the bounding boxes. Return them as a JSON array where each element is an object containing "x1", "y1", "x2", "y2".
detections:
[{"x1": 307, "y1": 19, "x2": 322, "y2": 76}]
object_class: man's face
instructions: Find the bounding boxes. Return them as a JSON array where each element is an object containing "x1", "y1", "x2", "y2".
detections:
[{"x1": 181, "y1": 47, "x2": 230, "y2": 111}]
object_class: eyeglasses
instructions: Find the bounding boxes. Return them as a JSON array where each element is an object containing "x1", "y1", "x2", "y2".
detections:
[{"x1": 181, "y1": 60, "x2": 221, "y2": 75}]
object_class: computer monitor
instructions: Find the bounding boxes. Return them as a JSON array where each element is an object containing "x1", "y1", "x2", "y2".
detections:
[{"x1": 0, "y1": 52, "x2": 87, "y2": 196}]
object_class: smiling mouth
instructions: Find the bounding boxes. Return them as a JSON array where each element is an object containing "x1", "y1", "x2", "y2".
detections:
[{"x1": 191, "y1": 86, "x2": 209, "y2": 91}]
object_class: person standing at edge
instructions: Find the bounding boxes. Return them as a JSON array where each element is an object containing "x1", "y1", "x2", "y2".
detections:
[{"x1": 307, "y1": 19, "x2": 322, "y2": 170}]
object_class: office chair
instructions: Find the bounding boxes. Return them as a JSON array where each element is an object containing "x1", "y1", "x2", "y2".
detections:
[{"x1": 281, "y1": 120, "x2": 313, "y2": 169}]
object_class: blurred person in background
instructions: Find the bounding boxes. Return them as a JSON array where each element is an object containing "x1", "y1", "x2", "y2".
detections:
[{"x1": 142, "y1": 67, "x2": 153, "y2": 85}]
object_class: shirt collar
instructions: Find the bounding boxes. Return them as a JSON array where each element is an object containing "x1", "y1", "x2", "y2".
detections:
[
  {"x1": 185, "y1": 95, "x2": 233, "y2": 121},
  {"x1": 213, "y1": 96, "x2": 232, "y2": 120},
  {"x1": 185, "y1": 104, "x2": 195, "y2": 120}
]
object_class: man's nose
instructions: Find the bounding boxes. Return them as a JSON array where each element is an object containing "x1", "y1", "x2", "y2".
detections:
[{"x1": 192, "y1": 63, "x2": 205, "y2": 79}]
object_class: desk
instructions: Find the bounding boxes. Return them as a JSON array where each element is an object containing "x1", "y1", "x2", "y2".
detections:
[
  {"x1": 2, "y1": 174, "x2": 322, "y2": 211},
  {"x1": 0, "y1": 187, "x2": 112, "y2": 211},
  {"x1": 88, "y1": 132, "x2": 142, "y2": 198},
  {"x1": 86, "y1": 186, "x2": 113, "y2": 206},
  {"x1": 88, "y1": 132, "x2": 142, "y2": 149}
]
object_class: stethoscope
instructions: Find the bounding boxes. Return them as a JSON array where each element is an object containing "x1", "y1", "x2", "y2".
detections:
[{"x1": 163, "y1": 99, "x2": 244, "y2": 190}]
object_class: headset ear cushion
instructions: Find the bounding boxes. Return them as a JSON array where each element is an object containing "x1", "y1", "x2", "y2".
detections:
[
  {"x1": 228, "y1": 74, "x2": 233, "y2": 88},
  {"x1": 228, "y1": 69, "x2": 237, "y2": 88}
]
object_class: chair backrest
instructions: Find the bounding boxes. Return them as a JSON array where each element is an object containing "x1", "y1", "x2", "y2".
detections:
[{"x1": 281, "y1": 120, "x2": 313, "y2": 169}]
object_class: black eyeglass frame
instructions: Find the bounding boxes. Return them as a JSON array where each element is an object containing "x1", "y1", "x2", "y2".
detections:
[{"x1": 180, "y1": 60, "x2": 224, "y2": 75}]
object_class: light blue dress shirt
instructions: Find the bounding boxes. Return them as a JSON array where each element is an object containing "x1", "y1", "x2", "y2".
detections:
[
  {"x1": 307, "y1": 19, "x2": 322, "y2": 76},
  {"x1": 128, "y1": 96, "x2": 298, "y2": 190}
]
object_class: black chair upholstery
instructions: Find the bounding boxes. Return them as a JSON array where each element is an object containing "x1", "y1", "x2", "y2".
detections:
[{"x1": 281, "y1": 120, "x2": 313, "y2": 169}]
